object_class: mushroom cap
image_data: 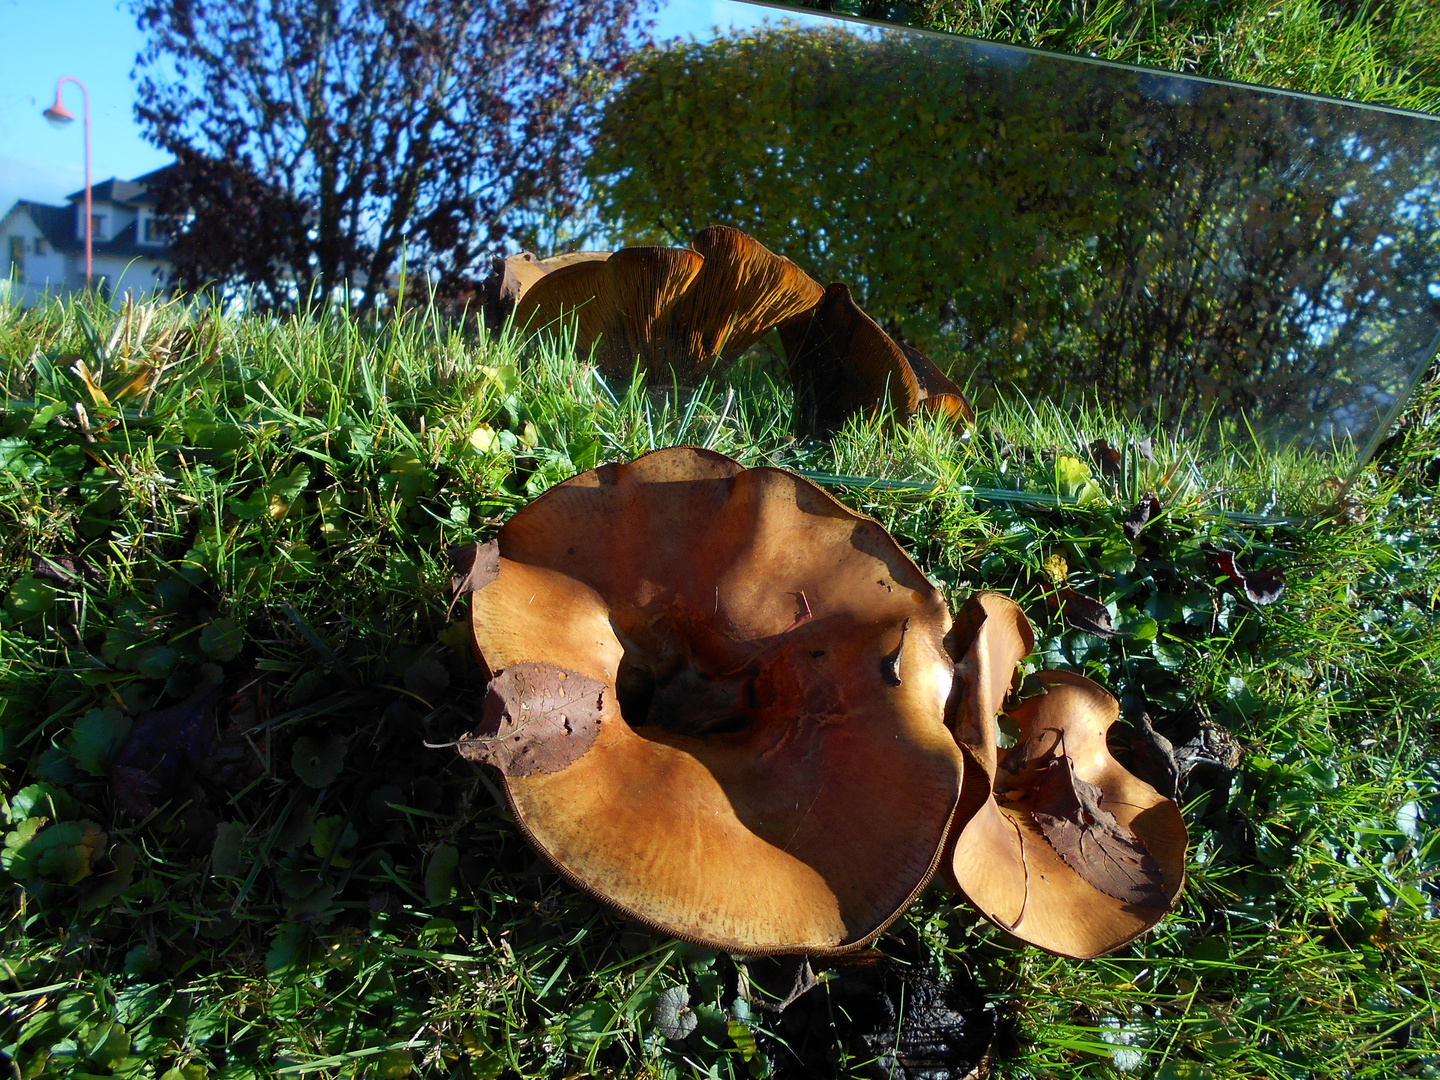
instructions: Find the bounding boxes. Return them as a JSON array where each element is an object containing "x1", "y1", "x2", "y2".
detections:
[
  {"x1": 948, "y1": 591, "x2": 1035, "y2": 781},
  {"x1": 898, "y1": 341, "x2": 976, "y2": 425},
  {"x1": 672, "y1": 225, "x2": 825, "y2": 368},
  {"x1": 948, "y1": 668, "x2": 1188, "y2": 959},
  {"x1": 513, "y1": 227, "x2": 822, "y2": 383},
  {"x1": 538, "y1": 251, "x2": 612, "y2": 273},
  {"x1": 778, "y1": 283, "x2": 923, "y2": 434},
  {"x1": 465, "y1": 446, "x2": 963, "y2": 954},
  {"x1": 514, "y1": 247, "x2": 705, "y2": 376}
]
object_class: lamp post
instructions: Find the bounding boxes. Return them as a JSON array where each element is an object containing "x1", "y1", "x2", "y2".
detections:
[{"x1": 43, "y1": 76, "x2": 91, "y2": 288}]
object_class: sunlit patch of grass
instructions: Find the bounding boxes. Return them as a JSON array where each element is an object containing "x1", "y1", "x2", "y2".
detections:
[
  {"x1": 921, "y1": 0, "x2": 1440, "y2": 116},
  {"x1": 0, "y1": 293, "x2": 1437, "y2": 1079}
]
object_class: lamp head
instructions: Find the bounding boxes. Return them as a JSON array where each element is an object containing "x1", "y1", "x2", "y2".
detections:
[{"x1": 43, "y1": 92, "x2": 74, "y2": 127}]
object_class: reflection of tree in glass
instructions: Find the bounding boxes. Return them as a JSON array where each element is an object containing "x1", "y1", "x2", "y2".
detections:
[{"x1": 588, "y1": 27, "x2": 1440, "y2": 445}]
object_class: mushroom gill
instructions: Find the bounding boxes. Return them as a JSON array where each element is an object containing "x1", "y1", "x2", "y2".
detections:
[
  {"x1": 459, "y1": 446, "x2": 964, "y2": 954},
  {"x1": 480, "y1": 250, "x2": 611, "y2": 334},
  {"x1": 945, "y1": 594, "x2": 1188, "y2": 958},
  {"x1": 513, "y1": 227, "x2": 822, "y2": 384}
]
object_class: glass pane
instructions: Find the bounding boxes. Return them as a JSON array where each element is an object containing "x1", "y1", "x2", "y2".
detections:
[{"x1": 583, "y1": 0, "x2": 1440, "y2": 514}]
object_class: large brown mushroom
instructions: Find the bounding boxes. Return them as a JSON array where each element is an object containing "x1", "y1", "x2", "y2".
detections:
[
  {"x1": 480, "y1": 250, "x2": 611, "y2": 334},
  {"x1": 513, "y1": 226, "x2": 823, "y2": 383},
  {"x1": 459, "y1": 446, "x2": 964, "y2": 954},
  {"x1": 946, "y1": 594, "x2": 1187, "y2": 958},
  {"x1": 898, "y1": 340, "x2": 976, "y2": 425},
  {"x1": 499, "y1": 226, "x2": 973, "y2": 433}
]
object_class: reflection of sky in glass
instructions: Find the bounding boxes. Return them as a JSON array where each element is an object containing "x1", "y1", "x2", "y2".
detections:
[{"x1": 651, "y1": 0, "x2": 838, "y2": 40}]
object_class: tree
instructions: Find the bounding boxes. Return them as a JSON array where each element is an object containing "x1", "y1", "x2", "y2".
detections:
[
  {"x1": 151, "y1": 148, "x2": 312, "y2": 310},
  {"x1": 586, "y1": 26, "x2": 1440, "y2": 443},
  {"x1": 134, "y1": 0, "x2": 654, "y2": 312}
]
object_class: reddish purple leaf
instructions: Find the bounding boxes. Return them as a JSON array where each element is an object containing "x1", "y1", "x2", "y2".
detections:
[
  {"x1": 1206, "y1": 547, "x2": 1285, "y2": 605},
  {"x1": 1089, "y1": 438, "x2": 1122, "y2": 480},
  {"x1": 1061, "y1": 589, "x2": 1117, "y2": 638},
  {"x1": 1123, "y1": 494, "x2": 1162, "y2": 541}
]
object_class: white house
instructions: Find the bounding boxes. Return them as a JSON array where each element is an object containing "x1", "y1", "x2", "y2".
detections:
[{"x1": 2, "y1": 165, "x2": 174, "y2": 306}]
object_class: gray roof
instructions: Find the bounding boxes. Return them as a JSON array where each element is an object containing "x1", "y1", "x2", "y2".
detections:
[{"x1": 64, "y1": 164, "x2": 176, "y2": 208}]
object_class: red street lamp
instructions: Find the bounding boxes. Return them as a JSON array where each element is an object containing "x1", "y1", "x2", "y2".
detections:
[{"x1": 43, "y1": 76, "x2": 91, "y2": 288}]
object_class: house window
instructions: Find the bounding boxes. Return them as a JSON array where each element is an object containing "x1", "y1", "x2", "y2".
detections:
[
  {"x1": 142, "y1": 217, "x2": 166, "y2": 243},
  {"x1": 90, "y1": 215, "x2": 106, "y2": 241},
  {"x1": 8, "y1": 236, "x2": 24, "y2": 279},
  {"x1": 32, "y1": 238, "x2": 46, "y2": 255}
]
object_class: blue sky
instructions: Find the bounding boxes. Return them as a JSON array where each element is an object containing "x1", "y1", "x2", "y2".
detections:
[{"x1": 0, "y1": 0, "x2": 837, "y2": 215}]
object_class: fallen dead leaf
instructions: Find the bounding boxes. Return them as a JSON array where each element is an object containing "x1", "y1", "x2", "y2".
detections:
[
  {"x1": 111, "y1": 667, "x2": 224, "y2": 817},
  {"x1": 1127, "y1": 713, "x2": 1180, "y2": 800},
  {"x1": 1060, "y1": 589, "x2": 1117, "y2": 637},
  {"x1": 458, "y1": 662, "x2": 605, "y2": 777},
  {"x1": 1031, "y1": 753, "x2": 1167, "y2": 908},
  {"x1": 1089, "y1": 438, "x2": 1122, "y2": 480},
  {"x1": 447, "y1": 539, "x2": 500, "y2": 619},
  {"x1": 1123, "y1": 494, "x2": 1162, "y2": 541}
]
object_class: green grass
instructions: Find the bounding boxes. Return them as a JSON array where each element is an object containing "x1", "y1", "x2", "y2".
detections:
[
  {"x1": 817, "y1": 0, "x2": 1440, "y2": 118},
  {"x1": 1, "y1": 291, "x2": 1438, "y2": 1079}
]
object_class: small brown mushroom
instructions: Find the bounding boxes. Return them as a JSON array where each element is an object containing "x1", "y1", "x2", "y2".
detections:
[
  {"x1": 898, "y1": 341, "x2": 976, "y2": 425},
  {"x1": 778, "y1": 282, "x2": 922, "y2": 434},
  {"x1": 945, "y1": 594, "x2": 1186, "y2": 957},
  {"x1": 460, "y1": 446, "x2": 964, "y2": 954}
]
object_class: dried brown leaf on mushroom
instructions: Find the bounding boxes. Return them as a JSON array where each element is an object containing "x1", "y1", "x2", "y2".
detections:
[
  {"x1": 457, "y1": 446, "x2": 963, "y2": 954},
  {"x1": 1028, "y1": 751, "x2": 1167, "y2": 908},
  {"x1": 945, "y1": 594, "x2": 1186, "y2": 958},
  {"x1": 457, "y1": 661, "x2": 605, "y2": 778},
  {"x1": 446, "y1": 539, "x2": 499, "y2": 619}
]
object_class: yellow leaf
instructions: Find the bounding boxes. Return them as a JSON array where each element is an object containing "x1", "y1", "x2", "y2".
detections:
[
  {"x1": 71, "y1": 361, "x2": 109, "y2": 407},
  {"x1": 1042, "y1": 553, "x2": 1068, "y2": 584},
  {"x1": 109, "y1": 364, "x2": 157, "y2": 402},
  {"x1": 468, "y1": 424, "x2": 500, "y2": 454}
]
